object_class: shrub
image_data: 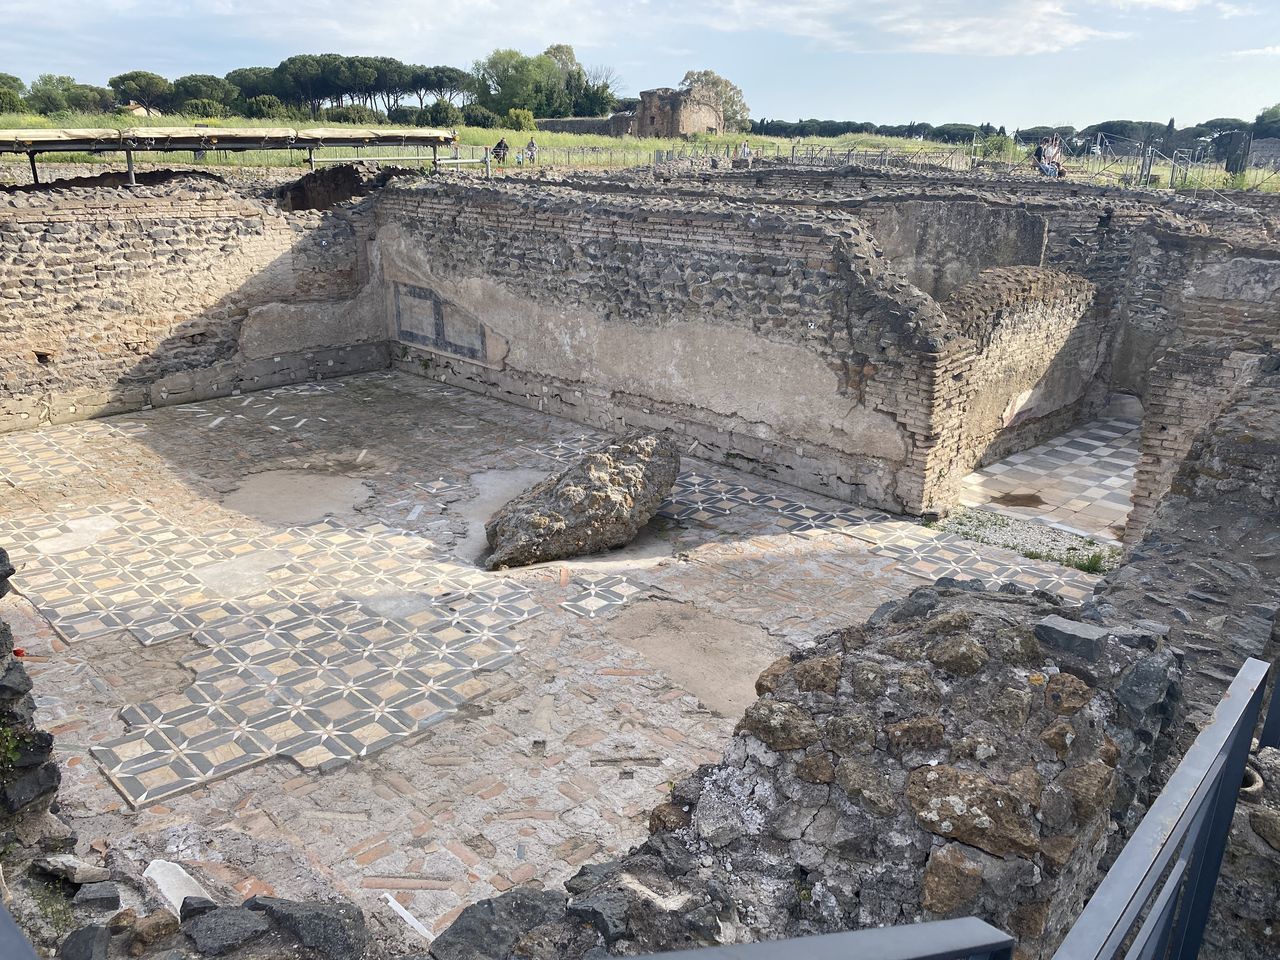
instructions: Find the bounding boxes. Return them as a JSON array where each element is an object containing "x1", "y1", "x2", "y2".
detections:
[
  {"x1": 506, "y1": 108, "x2": 536, "y2": 131},
  {"x1": 244, "y1": 94, "x2": 287, "y2": 119},
  {"x1": 182, "y1": 98, "x2": 227, "y2": 118},
  {"x1": 424, "y1": 101, "x2": 463, "y2": 128},
  {"x1": 462, "y1": 103, "x2": 500, "y2": 128},
  {"x1": 388, "y1": 105, "x2": 421, "y2": 125},
  {"x1": 981, "y1": 133, "x2": 1015, "y2": 159},
  {"x1": 321, "y1": 105, "x2": 386, "y2": 125}
]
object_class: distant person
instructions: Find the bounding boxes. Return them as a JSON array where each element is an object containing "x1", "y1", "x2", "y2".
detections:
[
  {"x1": 493, "y1": 137, "x2": 509, "y2": 164},
  {"x1": 1035, "y1": 137, "x2": 1055, "y2": 176},
  {"x1": 526, "y1": 138, "x2": 538, "y2": 164}
]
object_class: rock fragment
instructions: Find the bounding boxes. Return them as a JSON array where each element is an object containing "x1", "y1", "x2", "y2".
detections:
[{"x1": 485, "y1": 431, "x2": 678, "y2": 569}]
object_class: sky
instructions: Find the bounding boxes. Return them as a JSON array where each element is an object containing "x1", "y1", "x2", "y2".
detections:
[{"x1": 0, "y1": 0, "x2": 1277, "y2": 128}]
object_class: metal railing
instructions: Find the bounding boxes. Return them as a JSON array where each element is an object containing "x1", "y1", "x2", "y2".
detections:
[
  {"x1": 0, "y1": 900, "x2": 37, "y2": 960},
  {"x1": 1052, "y1": 656, "x2": 1275, "y2": 960},
  {"x1": 645, "y1": 918, "x2": 1014, "y2": 960}
]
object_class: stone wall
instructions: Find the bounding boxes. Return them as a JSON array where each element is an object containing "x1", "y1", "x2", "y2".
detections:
[
  {"x1": 931, "y1": 268, "x2": 1106, "y2": 495},
  {"x1": 535, "y1": 117, "x2": 614, "y2": 136},
  {"x1": 0, "y1": 176, "x2": 388, "y2": 433},
  {"x1": 377, "y1": 179, "x2": 953, "y2": 513},
  {"x1": 376, "y1": 180, "x2": 1123, "y2": 515},
  {"x1": 1124, "y1": 342, "x2": 1266, "y2": 545},
  {"x1": 857, "y1": 201, "x2": 1048, "y2": 300},
  {"x1": 634, "y1": 88, "x2": 722, "y2": 138},
  {"x1": 1084, "y1": 365, "x2": 1280, "y2": 959}
]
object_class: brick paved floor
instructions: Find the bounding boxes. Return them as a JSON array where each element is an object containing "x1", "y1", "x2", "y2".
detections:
[{"x1": 0, "y1": 371, "x2": 1099, "y2": 943}]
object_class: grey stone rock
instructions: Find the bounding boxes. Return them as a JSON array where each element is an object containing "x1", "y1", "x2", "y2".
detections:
[
  {"x1": 73, "y1": 881, "x2": 120, "y2": 910},
  {"x1": 1, "y1": 760, "x2": 60, "y2": 814},
  {"x1": 888, "y1": 588, "x2": 940, "y2": 623},
  {"x1": 565, "y1": 887, "x2": 631, "y2": 944},
  {"x1": 182, "y1": 907, "x2": 271, "y2": 956},
  {"x1": 58, "y1": 925, "x2": 109, "y2": 960},
  {"x1": 180, "y1": 896, "x2": 218, "y2": 922},
  {"x1": 0, "y1": 547, "x2": 14, "y2": 598},
  {"x1": 1116, "y1": 650, "x2": 1179, "y2": 721},
  {"x1": 35, "y1": 854, "x2": 110, "y2": 884},
  {"x1": 429, "y1": 887, "x2": 567, "y2": 960},
  {"x1": 1034, "y1": 615, "x2": 1110, "y2": 660},
  {"x1": 246, "y1": 897, "x2": 367, "y2": 959},
  {"x1": 485, "y1": 431, "x2": 679, "y2": 569}
]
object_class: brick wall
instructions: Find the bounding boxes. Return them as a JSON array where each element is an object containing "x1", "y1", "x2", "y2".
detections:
[
  {"x1": 1123, "y1": 342, "x2": 1266, "y2": 544},
  {"x1": 377, "y1": 179, "x2": 955, "y2": 512},
  {"x1": 923, "y1": 267, "x2": 1106, "y2": 508},
  {"x1": 0, "y1": 177, "x2": 387, "y2": 432},
  {"x1": 375, "y1": 181, "x2": 1120, "y2": 515}
]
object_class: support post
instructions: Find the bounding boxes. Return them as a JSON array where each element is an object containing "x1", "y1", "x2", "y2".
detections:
[
  {"x1": 431, "y1": 144, "x2": 438, "y2": 174},
  {"x1": 307, "y1": 147, "x2": 315, "y2": 172},
  {"x1": 484, "y1": 147, "x2": 491, "y2": 179},
  {"x1": 125, "y1": 150, "x2": 136, "y2": 187},
  {"x1": 27, "y1": 151, "x2": 38, "y2": 186}
]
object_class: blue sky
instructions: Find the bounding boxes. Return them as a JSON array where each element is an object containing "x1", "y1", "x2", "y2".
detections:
[{"x1": 1, "y1": 0, "x2": 1276, "y2": 127}]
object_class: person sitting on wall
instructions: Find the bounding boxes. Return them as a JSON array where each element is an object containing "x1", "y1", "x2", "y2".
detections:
[
  {"x1": 493, "y1": 138, "x2": 509, "y2": 164},
  {"x1": 1034, "y1": 137, "x2": 1057, "y2": 176}
]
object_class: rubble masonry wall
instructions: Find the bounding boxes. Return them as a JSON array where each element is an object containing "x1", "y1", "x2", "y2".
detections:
[{"x1": 0, "y1": 179, "x2": 388, "y2": 433}]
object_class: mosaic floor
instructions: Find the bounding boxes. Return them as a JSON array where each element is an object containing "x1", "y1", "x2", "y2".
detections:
[
  {"x1": 959, "y1": 417, "x2": 1142, "y2": 544},
  {"x1": 0, "y1": 371, "x2": 1102, "y2": 936}
]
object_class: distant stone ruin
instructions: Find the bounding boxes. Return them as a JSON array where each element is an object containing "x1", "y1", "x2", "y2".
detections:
[{"x1": 537, "y1": 86, "x2": 724, "y2": 138}]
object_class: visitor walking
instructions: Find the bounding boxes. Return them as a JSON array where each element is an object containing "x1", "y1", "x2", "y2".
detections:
[
  {"x1": 526, "y1": 138, "x2": 539, "y2": 165},
  {"x1": 493, "y1": 137, "x2": 509, "y2": 165}
]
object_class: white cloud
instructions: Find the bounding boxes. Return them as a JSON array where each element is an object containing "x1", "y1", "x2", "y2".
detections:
[
  {"x1": 1232, "y1": 45, "x2": 1280, "y2": 56},
  {"x1": 696, "y1": 0, "x2": 1119, "y2": 55},
  {"x1": 0, "y1": 0, "x2": 1255, "y2": 80}
]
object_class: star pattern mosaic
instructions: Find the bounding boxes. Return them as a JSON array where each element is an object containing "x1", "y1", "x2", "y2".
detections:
[
  {"x1": 655, "y1": 472, "x2": 1100, "y2": 603},
  {"x1": 0, "y1": 500, "x2": 540, "y2": 807},
  {"x1": 561, "y1": 574, "x2": 648, "y2": 618},
  {"x1": 522, "y1": 433, "x2": 614, "y2": 463}
]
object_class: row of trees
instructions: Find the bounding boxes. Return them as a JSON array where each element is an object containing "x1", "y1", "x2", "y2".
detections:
[
  {"x1": 750, "y1": 112, "x2": 1280, "y2": 152},
  {"x1": 0, "y1": 46, "x2": 621, "y2": 124}
]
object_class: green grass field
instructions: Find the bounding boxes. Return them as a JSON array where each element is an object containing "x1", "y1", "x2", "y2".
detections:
[
  {"x1": 2, "y1": 110, "x2": 1276, "y2": 191},
  {"x1": 0, "y1": 110, "x2": 958, "y2": 171}
]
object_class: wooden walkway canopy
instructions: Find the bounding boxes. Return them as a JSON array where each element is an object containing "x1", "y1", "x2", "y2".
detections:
[{"x1": 0, "y1": 126, "x2": 458, "y2": 183}]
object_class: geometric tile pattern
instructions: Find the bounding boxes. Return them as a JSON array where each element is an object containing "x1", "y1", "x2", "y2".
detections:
[
  {"x1": 846, "y1": 520, "x2": 1099, "y2": 603},
  {"x1": 522, "y1": 433, "x2": 614, "y2": 463},
  {"x1": 656, "y1": 469, "x2": 1099, "y2": 601},
  {"x1": 0, "y1": 500, "x2": 540, "y2": 807},
  {"x1": 561, "y1": 574, "x2": 647, "y2": 619},
  {"x1": 0, "y1": 381, "x2": 1108, "y2": 807},
  {"x1": 959, "y1": 417, "x2": 1141, "y2": 544}
]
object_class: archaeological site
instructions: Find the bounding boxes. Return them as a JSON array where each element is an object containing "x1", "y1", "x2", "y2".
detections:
[{"x1": 0, "y1": 149, "x2": 1278, "y2": 960}]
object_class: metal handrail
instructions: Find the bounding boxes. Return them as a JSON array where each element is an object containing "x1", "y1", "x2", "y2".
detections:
[
  {"x1": 0, "y1": 901, "x2": 37, "y2": 960},
  {"x1": 1052, "y1": 657, "x2": 1272, "y2": 960},
  {"x1": 643, "y1": 918, "x2": 1014, "y2": 960}
]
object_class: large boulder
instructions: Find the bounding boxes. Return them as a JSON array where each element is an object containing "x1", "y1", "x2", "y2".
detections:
[{"x1": 485, "y1": 431, "x2": 679, "y2": 569}]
